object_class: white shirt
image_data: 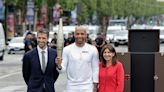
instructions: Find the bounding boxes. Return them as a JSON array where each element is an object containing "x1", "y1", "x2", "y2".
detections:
[
  {"x1": 37, "y1": 46, "x2": 48, "y2": 71},
  {"x1": 59, "y1": 43, "x2": 99, "y2": 90}
]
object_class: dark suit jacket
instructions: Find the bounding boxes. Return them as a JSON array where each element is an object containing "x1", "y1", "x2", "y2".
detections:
[{"x1": 22, "y1": 48, "x2": 59, "y2": 92}]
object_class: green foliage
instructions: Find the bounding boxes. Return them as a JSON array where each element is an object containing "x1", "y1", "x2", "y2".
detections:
[
  {"x1": 60, "y1": 0, "x2": 78, "y2": 10},
  {"x1": 5, "y1": 0, "x2": 19, "y2": 5},
  {"x1": 47, "y1": 0, "x2": 58, "y2": 9},
  {"x1": 97, "y1": 0, "x2": 112, "y2": 16},
  {"x1": 5, "y1": 0, "x2": 164, "y2": 23},
  {"x1": 74, "y1": 0, "x2": 89, "y2": 24}
]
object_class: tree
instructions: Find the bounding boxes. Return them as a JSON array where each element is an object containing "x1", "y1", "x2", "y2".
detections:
[{"x1": 6, "y1": 0, "x2": 164, "y2": 31}]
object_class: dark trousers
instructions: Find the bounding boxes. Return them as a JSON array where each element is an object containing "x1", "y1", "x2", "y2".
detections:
[{"x1": 43, "y1": 88, "x2": 46, "y2": 92}]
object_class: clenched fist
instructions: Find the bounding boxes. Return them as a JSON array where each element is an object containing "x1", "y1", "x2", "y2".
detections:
[{"x1": 55, "y1": 56, "x2": 62, "y2": 70}]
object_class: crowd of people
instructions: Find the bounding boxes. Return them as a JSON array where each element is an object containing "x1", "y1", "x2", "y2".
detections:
[{"x1": 22, "y1": 26, "x2": 125, "y2": 92}]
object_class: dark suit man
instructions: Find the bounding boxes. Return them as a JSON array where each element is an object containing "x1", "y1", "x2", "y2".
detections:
[{"x1": 22, "y1": 29, "x2": 59, "y2": 92}]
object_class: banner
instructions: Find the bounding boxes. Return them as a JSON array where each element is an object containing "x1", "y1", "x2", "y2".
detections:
[
  {"x1": 26, "y1": 0, "x2": 34, "y2": 25},
  {"x1": 6, "y1": 13, "x2": 15, "y2": 40},
  {"x1": 53, "y1": 4, "x2": 61, "y2": 24},
  {"x1": 40, "y1": 6, "x2": 48, "y2": 25}
]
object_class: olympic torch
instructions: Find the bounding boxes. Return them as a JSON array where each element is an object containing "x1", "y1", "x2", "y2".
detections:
[{"x1": 57, "y1": 18, "x2": 64, "y2": 57}]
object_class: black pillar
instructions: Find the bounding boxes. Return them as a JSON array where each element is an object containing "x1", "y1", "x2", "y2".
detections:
[{"x1": 128, "y1": 29, "x2": 159, "y2": 92}]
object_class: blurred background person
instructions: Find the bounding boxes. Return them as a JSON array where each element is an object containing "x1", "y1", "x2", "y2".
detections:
[
  {"x1": 64, "y1": 32, "x2": 75, "y2": 46},
  {"x1": 95, "y1": 33, "x2": 107, "y2": 58},
  {"x1": 49, "y1": 32, "x2": 57, "y2": 49},
  {"x1": 31, "y1": 33, "x2": 37, "y2": 48},
  {"x1": 24, "y1": 32, "x2": 34, "y2": 53},
  {"x1": 86, "y1": 33, "x2": 92, "y2": 44}
]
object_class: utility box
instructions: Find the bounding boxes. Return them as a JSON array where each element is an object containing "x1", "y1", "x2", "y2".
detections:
[
  {"x1": 128, "y1": 29, "x2": 159, "y2": 92},
  {"x1": 128, "y1": 29, "x2": 159, "y2": 52}
]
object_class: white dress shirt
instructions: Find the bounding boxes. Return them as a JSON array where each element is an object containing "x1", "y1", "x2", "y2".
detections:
[{"x1": 37, "y1": 46, "x2": 48, "y2": 71}]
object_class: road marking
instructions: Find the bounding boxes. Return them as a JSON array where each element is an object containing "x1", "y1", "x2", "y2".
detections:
[
  {"x1": 0, "y1": 86, "x2": 24, "y2": 92},
  {"x1": 0, "y1": 71, "x2": 20, "y2": 80}
]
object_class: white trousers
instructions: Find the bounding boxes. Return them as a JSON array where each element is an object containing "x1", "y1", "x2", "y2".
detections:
[
  {"x1": 66, "y1": 88, "x2": 93, "y2": 92},
  {"x1": 66, "y1": 82, "x2": 93, "y2": 92}
]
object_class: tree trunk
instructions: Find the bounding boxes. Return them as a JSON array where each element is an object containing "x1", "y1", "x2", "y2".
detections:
[
  {"x1": 22, "y1": 0, "x2": 27, "y2": 22},
  {"x1": 100, "y1": 16, "x2": 108, "y2": 38}
]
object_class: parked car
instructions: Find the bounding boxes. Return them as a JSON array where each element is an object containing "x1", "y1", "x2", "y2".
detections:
[
  {"x1": 153, "y1": 25, "x2": 164, "y2": 43},
  {"x1": 160, "y1": 30, "x2": 164, "y2": 43},
  {"x1": 86, "y1": 25, "x2": 100, "y2": 40},
  {"x1": 106, "y1": 19, "x2": 128, "y2": 43},
  {"x1": 106, "y1": 29, "x2": 117, "y2": 43},
  {"x1": 113, "y1": 30, "x2": 128, "y2": 47},
  {"x1": 7, "y1": 37, "x2": 25, "y2": 54},
  {"x1": 131, "y1": 24, "x2": 153, "y2": 29},
  {"x1": 0, "y1": 23, "x2": 5, "y2": 60}
]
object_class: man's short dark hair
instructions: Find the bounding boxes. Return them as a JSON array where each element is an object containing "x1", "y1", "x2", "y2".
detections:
[
  {"x1": 54, "y1": 32, "x2": 57, "y2": 35},
  {"x1": 37, "y1": 28, "x2": 49, "y2": 37},
  {"x1": 95, "y1": 36, "x2": 104, "y2": 45},
  {"x1": 97, "y1": 33, "x2": 101, "y2": 35},
  {"x1": 26, "y1": 32, "x2": 32, "y2": 36}
]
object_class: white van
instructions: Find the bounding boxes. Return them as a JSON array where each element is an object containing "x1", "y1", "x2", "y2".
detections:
[{"x1": 0, "y1": 23, "x2": 5, "y2": 61}]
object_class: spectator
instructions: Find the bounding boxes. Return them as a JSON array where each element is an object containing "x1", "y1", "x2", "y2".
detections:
[
  {"x1": 50, "y1": 32, "x2": 57, "y2": 49},
  {"x1": 64, "y1": 33, "x2": 75, "y2": 46},
  {"x1": 24, "y1": 32, "x2": 33, "y2": 53},
  {"x1": 86, "y1": 33, "x2": 92, "y2": 44},
  {"x1": 95, "y1": 33, "x2": 107, "y2": 58}
]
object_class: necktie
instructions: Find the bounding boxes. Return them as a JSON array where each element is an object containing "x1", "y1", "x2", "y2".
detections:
[{"x1": 41, "y1": 51, "x2": 46, "y2": 73}]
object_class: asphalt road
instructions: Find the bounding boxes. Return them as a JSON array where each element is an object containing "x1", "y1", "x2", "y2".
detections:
[{"x1": 0, "y1": 52, "x2": 67, "y2": 92}]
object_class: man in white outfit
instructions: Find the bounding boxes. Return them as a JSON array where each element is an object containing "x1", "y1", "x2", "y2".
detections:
[{"x1": 56, "y1": 26, "x2": 99, "y2": 92}]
